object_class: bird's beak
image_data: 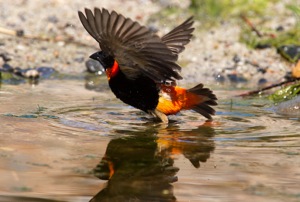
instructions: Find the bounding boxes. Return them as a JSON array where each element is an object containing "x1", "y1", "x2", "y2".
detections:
[{"x1": 89, "y1": 52, "x2": 100, "y2": 61}]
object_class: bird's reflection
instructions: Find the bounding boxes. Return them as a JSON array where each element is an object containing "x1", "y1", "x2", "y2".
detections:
[{"x1": 90, "y1": 123, "x2": 215, "y2": 202}]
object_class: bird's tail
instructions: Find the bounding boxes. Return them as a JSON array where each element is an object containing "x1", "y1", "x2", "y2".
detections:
[{"x1": 184, "y1": 84, "x2": 217, "y2": 120}]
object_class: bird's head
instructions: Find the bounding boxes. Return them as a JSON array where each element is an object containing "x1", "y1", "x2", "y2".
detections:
[{"x1": 90, "y1": 51, "x2": 114, "y2": 69}]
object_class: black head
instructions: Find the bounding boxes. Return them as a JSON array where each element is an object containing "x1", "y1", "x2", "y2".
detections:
[{"x1": 90, "y1": 51, "x2": 114, "y2": 69}]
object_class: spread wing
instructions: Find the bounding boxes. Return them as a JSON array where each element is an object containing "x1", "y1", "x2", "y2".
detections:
[
  {"x1": 78, "y1": 8, "x2": 182, "y2": 82},
  {"x1": 162, "y1": 17, "x2": 194, "y2": 55}
]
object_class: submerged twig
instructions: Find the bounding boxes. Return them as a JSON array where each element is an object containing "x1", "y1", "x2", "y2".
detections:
[{"x1": 237, "y1": 78, "x2": 300, "y2": 97}]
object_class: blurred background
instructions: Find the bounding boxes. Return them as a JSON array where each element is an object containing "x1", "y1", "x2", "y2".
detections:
[
  {"x1": 0, "y1": 0, "x2": 299, "y2": 87},
  {"x1": 0, "y1": 1, "x2": 300, "y2": 202}
]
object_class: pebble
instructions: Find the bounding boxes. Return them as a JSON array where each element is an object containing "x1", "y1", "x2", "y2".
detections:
[
  {"x1": 37, "y1": 67, "x2": 56, "y2": 79},
  {"x1": 2, "y1": 63, "x2": 14, "y2": 72},
  {"x1": 74, "y1": 57, "x2": 85, "y2": 63},
  {"x1": 227, "y1": 73, "x2": 247, "y2": 83},
  {"x1": 85, "y1": 59, "x2": 105, "y2": 74},
  {"x1": 20, "y1": 68, "x2": 40, "y2": 79},
  {"x1": 214, "y1": 73, "x2": 225, "y2": 83},
  {"x1": 47, "y1": 15, "x2": 59, "y2": 23},
  {"x1": 274, "y1": 95, "x2": 300, "y2": 117},
  {"x1": 277, "y1": 45, "x2": 300, "y2": 62},
  {"x1": 0, "y1": 53, "x2": 12, "y2": 63},
  {"x1": 258, "y1": 78, "x2": 268, "y2": 85}
]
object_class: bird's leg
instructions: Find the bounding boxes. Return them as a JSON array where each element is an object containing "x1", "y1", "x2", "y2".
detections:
[{"x1": 148, "y1": 109, "x2": 169, "y2": 124}]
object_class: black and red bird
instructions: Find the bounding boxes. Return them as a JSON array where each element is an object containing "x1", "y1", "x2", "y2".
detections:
[{"x1": 78, "y1": 8, "x2": 217, "y2": 123}]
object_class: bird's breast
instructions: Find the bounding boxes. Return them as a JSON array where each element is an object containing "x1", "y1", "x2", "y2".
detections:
[
  {"x1": 105, "y1": 60, "x2": 119, "y2": 80},
  {"x1": 108, "y1": 71, "x2": 159, "y2": 112}
]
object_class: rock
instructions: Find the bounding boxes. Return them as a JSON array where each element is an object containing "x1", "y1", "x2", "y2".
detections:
[
  {"x1": 16, "y1": 29, "x2": 25, "y2": 37},
  {"x1": 214, "y1": 73, "x2": 225, "y2": 83},
  {"x1": 37, "y1": 67, "x2": 56, "y2": 79},
  {"x1": 47, "y1": 15, "x2": 59, "y2": 23},
  {"x1": 255, "y1": 44, "x2": 272, "y2": 49},
  {"x1": 13, "y1": 68, "x2": 39, "y2": 79},
  {"x1": 258, "y1": 78, "x2": 267, "y2": 85},
  {"x1": 276, "y1": 25, "x2": 284, "y2": 32},
  {"x1": 2, "y1": 63, "x2": 14, "y2": 72},
  {"x1": 74, "y1": 57, "x2": 84, "y2": 63},
  {"x1": 23, "y1": 69, "x2": 40, "y2": 79},
  {"x1": 0, "y1": 53, "x2": 12, "y2": 63},
  {"x1": 85, "y1": 59, "x2": 105, "y2": 74},
  {"x1": 277, "y1": 45, "x2": 300, "y2": 62},
  {"x1": 227, "y1": 73, "x2": 247, "y2": 83},
  {"x1": 273, "y1": 96, "x2": 300, "y2": 117},
  {"x1": 232, "y1": 54, "x2": 241, "y2": 64}
]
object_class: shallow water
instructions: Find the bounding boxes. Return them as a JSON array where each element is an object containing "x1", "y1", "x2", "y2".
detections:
[{"x1": 0, "y1": 78, "x2": 299, "y2": 202}]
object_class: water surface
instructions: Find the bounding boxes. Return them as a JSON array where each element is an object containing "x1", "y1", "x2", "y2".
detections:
[{"x1": 0, "y1": 79, "x2": 299, "y2": 202}]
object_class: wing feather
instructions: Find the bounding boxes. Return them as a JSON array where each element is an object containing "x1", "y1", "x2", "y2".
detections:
[
  {"x1": 78, "y1": 11, "x2": 96, "y2": 39},
  {"x1": 109, "y1": 11, "x2": 119, "y2": 35},
  {"x1": 94, "y1": 8, "x2": 102, "y2": 35},
  {"x1": 162, "y1": 17, "x2": 194, "y2": 55},
  {"x1": 78, "y1": 8, "x2": 182, "y2": 82},
  {"x1": 85, "y1": 9, "x2": 99, "y2": 38}
]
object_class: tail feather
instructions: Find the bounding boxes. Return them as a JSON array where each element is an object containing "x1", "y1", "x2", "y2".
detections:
[
  {"x1": 205, "y1": 100, "x2": 218, "y2": 106},
  {"x1": 156, "y1": 84, "x2": 217, "y2": 120},
  {"x1": 187, "y1": 83, "x2": 217, "y2": 120},
  {"x1": 193, "y1": 104, "x2": 215, "y2": 120}
]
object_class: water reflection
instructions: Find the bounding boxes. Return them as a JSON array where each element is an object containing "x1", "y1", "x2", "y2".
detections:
[{"x1": 90, "y1": 124, "x2": 215, "y2": 202}]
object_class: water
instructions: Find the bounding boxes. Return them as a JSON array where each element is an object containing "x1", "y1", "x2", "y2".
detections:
[{"x1": 0, "y1": 78, "x2": 299, "y2": 202}]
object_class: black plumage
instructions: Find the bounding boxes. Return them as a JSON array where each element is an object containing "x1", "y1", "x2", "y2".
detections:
[
  {"x1": 78, "y1": 8, "x2": 194, "y2": 82},
  {"x1": 78, "y1": 8, "x2": 217, "y2": 122}
]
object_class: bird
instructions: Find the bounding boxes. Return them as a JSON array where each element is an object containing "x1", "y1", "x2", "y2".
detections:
[{"x1": 78, "y1": 8, "x2": 217, "y2": 123}]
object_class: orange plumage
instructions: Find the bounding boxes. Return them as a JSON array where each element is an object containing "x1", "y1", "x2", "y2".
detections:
[
  {"x1": 157, "y1": 85, "x2": 204, "y2": 115},
  {"x1": 156, "y1": 84, "x2": 217, "y2": 120}
]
